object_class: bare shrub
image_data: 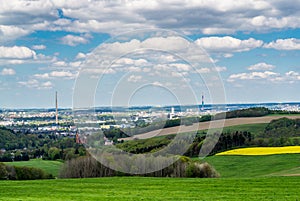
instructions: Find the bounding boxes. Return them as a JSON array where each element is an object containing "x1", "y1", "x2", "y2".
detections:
[
  {"x1": 60, "y1": 156, "x2": 220, "y2": 178},
  {"x1": 59, "y1": 156, "x2": 116, "y2": 178},
  {"x1": 0, "y1": 163, "x2": 7, "y2": 180}
]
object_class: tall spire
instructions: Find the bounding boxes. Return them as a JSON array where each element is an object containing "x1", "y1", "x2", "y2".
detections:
[{"x1": 55, "y1": 91, "x2": 58, "y2": 125}]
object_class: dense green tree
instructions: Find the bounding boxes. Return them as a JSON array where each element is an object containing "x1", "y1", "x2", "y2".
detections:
[
  {"x1": 0, "y1": 163, "x2": 8, "y2": 180},
  {"x1": 48, "y1": 147, "x2": 60, "y2": 160}
]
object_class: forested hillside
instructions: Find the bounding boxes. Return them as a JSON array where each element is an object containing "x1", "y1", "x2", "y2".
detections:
[
  {"x1": 117, "y1": 117, "x2": 300, "y2": 156},
  {"x1": 264, "y1": 118, "x2": 300, "y2": 137},
  {"x1": 0, "y1": 127, "x2": 85, "y2": 162}
]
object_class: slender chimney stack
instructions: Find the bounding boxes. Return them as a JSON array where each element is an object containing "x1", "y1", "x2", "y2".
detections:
[
  {"x1": 55, "y1": 91, "x2": 58, "y2": 125},
  {"x1": 201, "y1": 92, "x2": 204, "y2": 111}
]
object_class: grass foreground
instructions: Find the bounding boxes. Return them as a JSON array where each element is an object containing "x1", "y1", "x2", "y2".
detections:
[{"x1": 0, "y1": 177, "x2": 299, "y2": 201}]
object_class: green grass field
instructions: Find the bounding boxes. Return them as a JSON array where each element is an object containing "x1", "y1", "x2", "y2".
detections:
[
  {"x1": 1, "y1": 121, "x2": 300, "y2": 200},
  {"x1": 201, "y1": 154, "x2": 300, "y2": 178},
  {"x1": 0, "y1": 177, "x2": 299, "y2": 201},
  {"x1": 1, "y1": 154, "x2": 299, "y2": 201},
  {"x1": 201, "y1": 123, "x2": 268, "y2": 137},
  {"x1": 267, "y1": 113, "x2": 300, "y2": 116},
  {"x1": 220, "y1": 123, "x2": 268, "y2": 136},
  {"x1": 4, "y1": 159, "x2": 63, "y2": 177}
]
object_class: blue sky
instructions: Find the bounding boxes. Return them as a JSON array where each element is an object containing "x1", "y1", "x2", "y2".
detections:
[{"x1": 0, "y1": 0, "x2": 300, "y2": 108}]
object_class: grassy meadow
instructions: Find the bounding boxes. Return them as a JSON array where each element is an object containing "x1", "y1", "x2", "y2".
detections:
[
  {"x1": 1, "y1": 154, "x2": 299, "y2": 200},
  {"x1": 4, "y1": 159, "x2": 63, "y2": 177},
  {"x1": 2, "y1": 120, "x2": 300, "y2": 200},
  {"x1": 202, "y1": 154, "x2": 300, "y2": 178},
  {"x1": 0, "y1": 177, "x2": 300, "y2": 201},
  {"x1": 220, "y1": 123, "x2": 267, "y2": 136}
]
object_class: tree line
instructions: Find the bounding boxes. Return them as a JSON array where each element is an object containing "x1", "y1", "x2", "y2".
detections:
[
  {"x1": 254, "y1": 118, "x2": 300, "y2": 147},
  {"x1": 0, "y1": 127, "x2": 86, "y2": 162},
  {"x1": 2, "y1": 116, "x2": 299, "y2": 162},
  {"x1": 105, "y1": 107, "x2": 294, "y2": 140},
  {"x1": 59, "y1": 155, "x2": 219, "y2": 178},
  {"x1": 0, "y1": 163, "x2": 54, "y2": 180},
  {"x1": 117, "y1": 117, "x2": 300, "y2": 157}
]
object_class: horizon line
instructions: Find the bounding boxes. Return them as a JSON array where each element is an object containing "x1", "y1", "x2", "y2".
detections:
[{"x1": 1, "y1": 101, "x2": 299, "y2": 110}]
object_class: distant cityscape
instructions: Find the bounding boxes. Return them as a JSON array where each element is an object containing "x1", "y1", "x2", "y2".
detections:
[{"x1": 1, "y1": 102, "x2": 299, "y2": 138}]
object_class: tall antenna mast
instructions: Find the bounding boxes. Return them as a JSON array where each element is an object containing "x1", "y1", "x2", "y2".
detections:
[
  {"x1": 55, "y1": 91, "x2": 58, "y2": 125},
  {"x1": 201, "y1": 92, "x2": 204, "y2": 111}
]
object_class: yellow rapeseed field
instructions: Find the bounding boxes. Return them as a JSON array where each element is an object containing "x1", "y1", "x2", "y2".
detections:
[{"x1": 216, "y1": 146, "x2": 300, "y2": 156}]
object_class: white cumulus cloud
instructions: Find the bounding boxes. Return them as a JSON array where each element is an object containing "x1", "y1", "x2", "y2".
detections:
[
  {"x1": 61, "y1": 34, "x2": 90, "y2": 46},
  {"x1": 0, "y1": 46, "x2": 36, "y2": 59},
  {"x1": 40, "y1": 81, "x2": 53, "y2": 89},
  {"x1": 227, "y1": 70, "x2": 300, "y2": 84},
  {"x1": 285, "y1": 71, "x2": 300, "y2": 81},
  {"x1": 50, "y1": 71, "x2": 75, "y2": 78},
  {"x1": 1, "y1": 68, "x2": 16, "y2": 75},
  {"x1": 0, "y1": 25, "x2": 30, "y2": 43},
  {"x1": 215, "y1": 66, "x2": 227, "y2": 72},
  {"x1": 228, "y1": 71, "x2": 279, "y2": 82},
  {"x1": 2, "y1": 0, "x2": 300, "y2": 42},
  {"x1": 18, "y1": 79, "x2": 53, "y2": 90},
  {"x1": 247, "y1": 62, "x2": 275, "y2": 71},
  {"x1": 31, "y1": 45, "x2": 46, "y2": 50},
  {"x1": 195, "y1": 36, "x2": 263, "y2": 53},
  {"x1": 34, "y1": 71, "x2": 76, "y2": 79},
  {"x1": 127, "y1": 75, "x2": 142, "y2": 83},
  {"x1": 75, "y1": 52, "x2": 86, "y2": 60},
  {"x1": 264, "y1": 38, "x2": 300, "y2": 50}
]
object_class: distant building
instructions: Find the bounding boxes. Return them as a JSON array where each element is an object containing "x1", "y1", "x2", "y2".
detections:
[
  {"x1": 104, "y1": 140, "x2": 114, "y2": 146},
  {"x1": 76, "y1": 133, "x2": 87, "y2": 144},
  {"x1": 169, "y1": 107, "x2": 175, "y2": 119},
  {"x1": 100, "y1": 125, "x2": 111, "y2": 129},
  {"x1": 103, "y1": 136, "x2": 113, "y2": 146}
]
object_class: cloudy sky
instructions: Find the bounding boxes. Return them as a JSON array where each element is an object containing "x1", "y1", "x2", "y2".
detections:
[{"x1": 0, "y1": 0, "x2": 300, "y2": 108}]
